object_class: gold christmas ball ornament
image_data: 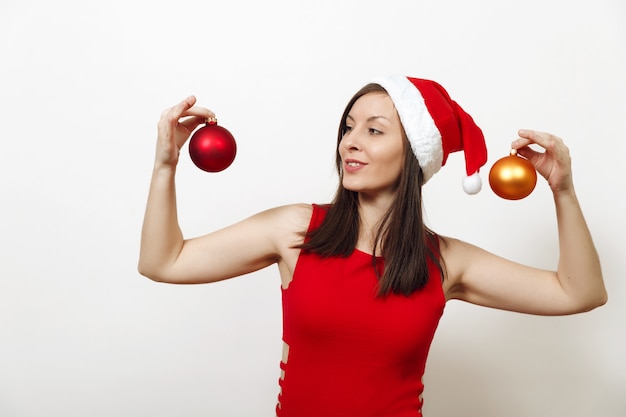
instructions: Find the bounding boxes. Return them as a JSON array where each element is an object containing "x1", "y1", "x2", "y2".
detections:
[{"x1": 489, "y1": 150, "x2": 537, "y2": 200}]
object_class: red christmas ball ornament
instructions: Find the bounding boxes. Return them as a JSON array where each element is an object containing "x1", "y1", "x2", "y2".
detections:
[
  {"x1": 489, "y1": 150, "x2": 537, "y2": 200},
  {"x1": 188, "y1": 117, "x2": 237, "y2": 172}
]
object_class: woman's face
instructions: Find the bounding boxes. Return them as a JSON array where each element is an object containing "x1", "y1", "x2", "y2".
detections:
[{"x1": 339, "y1": 91, "x2": 406, "y2": 199}]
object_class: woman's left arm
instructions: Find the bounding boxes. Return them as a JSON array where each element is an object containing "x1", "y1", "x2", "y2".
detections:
[{"x1": 445, "y1": 130, "x2": 608, "y2": 315}]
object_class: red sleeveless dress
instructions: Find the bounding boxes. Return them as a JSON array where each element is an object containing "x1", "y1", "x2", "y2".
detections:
[{"x1": 277, "y1": 205, "x2": 445, "y2": 416}]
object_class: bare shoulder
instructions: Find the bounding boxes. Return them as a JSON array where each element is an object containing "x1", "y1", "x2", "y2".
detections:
[
  {"x1": 437, "y1": 235, "x2": 487, "y2": 296},
  {"x1": 259, "y1": 203, "x2": 313, "y2": 229},
  {"x1": 438, "y1": 235, "x2": 466, "y2": 261},
  {"x1": 274, "y1": 203, "x2": 314, "y2": 221},
  {"x1": 204, "y1": 203, "x2": 313, "y2": 251},
  {"x1": 258, "y1": 203, "x2": 314, "y2": 247},
  {"x1": 438, "y1": 235, "x2": 462, "y2": 276},
  {"x1": 439, "y1": 235, "x2": 474, "y2": 258}
]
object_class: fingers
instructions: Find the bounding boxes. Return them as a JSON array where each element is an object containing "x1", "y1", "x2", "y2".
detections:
[
  {"x1": 154, "y1": 96, "x2": 216, "y2": 167},
  {"x1": 173, "y1": 95, "x2": 198, "y2": 120},
  {"x1": 509, "y1": 129, "x2": 573, "y2": 190},
  {"x1": 512, "y1": 129, "x2": 549, "y2": 150},
  {"x1": 160, "y1": 95, "x2": 215, "y2": 127},
  {"x1": 160, "y1": 95, "x2": 193, "y2": 124},
  {"x1": 179, "y1": 115, "x2": 207, "y2": 133},
  {"x1": 511, "y1": 129, "x2": 568, "y2": 156}
]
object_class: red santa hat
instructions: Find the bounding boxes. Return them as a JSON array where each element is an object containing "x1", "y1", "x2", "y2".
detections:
[{"x1": 371, "y1": 75, "x2": 488, "y2": 194}]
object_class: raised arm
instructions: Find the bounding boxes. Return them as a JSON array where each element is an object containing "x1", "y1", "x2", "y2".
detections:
[
  {"x1": 138, "y1": 96, "x2": 308, "y2": 284},
  {"x1": 444, "y1": 130, "x2": 607, "y2": 315}
]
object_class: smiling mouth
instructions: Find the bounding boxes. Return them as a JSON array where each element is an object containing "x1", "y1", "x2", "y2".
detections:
[{"x1": 343, "y1": 160, "x2": 367, "y2": 173}]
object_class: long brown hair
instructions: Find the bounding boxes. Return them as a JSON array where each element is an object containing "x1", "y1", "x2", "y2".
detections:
[{"x1": 298, "y1": 83, "x2": 443, "y2": 296}]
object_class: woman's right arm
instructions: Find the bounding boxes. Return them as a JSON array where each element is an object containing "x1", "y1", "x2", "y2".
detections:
[{"x1": 138, "y1": 96, "x2": 302, "y2": 284}]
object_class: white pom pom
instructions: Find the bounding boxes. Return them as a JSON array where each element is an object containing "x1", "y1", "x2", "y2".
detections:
[{"x1": 462, "y1": 172, "x2": 482, "y2": 195}]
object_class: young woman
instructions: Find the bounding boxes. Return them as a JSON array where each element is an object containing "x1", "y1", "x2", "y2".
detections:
[{"x1": 138, "y1": 76, "x2": 607, "y2": 417}]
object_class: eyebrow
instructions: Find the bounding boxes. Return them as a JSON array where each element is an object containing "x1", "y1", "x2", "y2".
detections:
[{"x1": 346, "y1": 115, "x2": 391, "y2": 123}]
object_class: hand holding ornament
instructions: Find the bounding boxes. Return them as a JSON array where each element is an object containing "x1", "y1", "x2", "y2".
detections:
[
  {"x1": 489, "y1": 129, "x2": 574, "y2": 199},
  {"x1": 155, "y1": 96, "x2": 215, "y2": 168},
  {"x1": 514, "y1": 129, "x2": 573, "y2": 194}
]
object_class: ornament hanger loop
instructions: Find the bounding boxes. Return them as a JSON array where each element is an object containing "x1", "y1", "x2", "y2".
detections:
[{"x1": 510, "y1": 148, "x2": 518, "y2": 156}]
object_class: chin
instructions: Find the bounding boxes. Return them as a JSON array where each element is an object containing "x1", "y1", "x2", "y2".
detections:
[{"x1": 341, "y1": 179, "x2": 361, "y2": 192}]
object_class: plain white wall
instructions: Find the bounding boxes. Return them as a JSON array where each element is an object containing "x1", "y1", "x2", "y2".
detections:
[{"x1": 1, "y1": 0, "x2": 624, "y2": 416}]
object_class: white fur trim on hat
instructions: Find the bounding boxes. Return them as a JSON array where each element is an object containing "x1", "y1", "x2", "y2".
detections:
[{"x1": 372, "y1": 75, "x2": 443, "y2": 183}]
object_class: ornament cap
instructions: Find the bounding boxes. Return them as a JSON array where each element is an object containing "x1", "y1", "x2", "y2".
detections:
[{"x1": 207, "y1": 116, "x2": 218, "y2": 126}]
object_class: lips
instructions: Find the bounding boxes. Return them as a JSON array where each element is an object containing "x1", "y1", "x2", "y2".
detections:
[{"x1": 343, "y1": 159, "x2": 367, "y2": 172}]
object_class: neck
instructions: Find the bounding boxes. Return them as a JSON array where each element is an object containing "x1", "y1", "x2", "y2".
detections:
[{"x1": 357, "y1": 192, "x2": 394, "y2": 255}]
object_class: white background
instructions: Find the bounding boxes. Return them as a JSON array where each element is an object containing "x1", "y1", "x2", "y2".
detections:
[{"x1": 1, "y1": 0, "x2": 624, "y2": 416}]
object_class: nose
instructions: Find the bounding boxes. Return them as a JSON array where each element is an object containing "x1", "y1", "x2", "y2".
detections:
[{"x1": 340, "y1": 130, "x2": 361, "y2": 152}]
